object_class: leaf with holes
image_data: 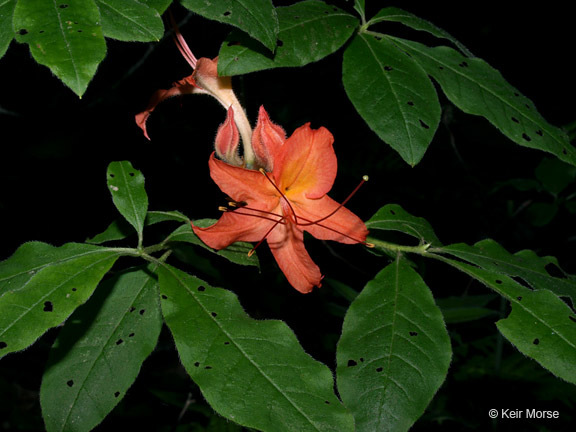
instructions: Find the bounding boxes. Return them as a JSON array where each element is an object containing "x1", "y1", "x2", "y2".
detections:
[
  {"x1": 336, "y1": 257, "x2": 451, "y2": 432},
  {"x1": 180, "y1": 0, "x2": 278, "y2": 52},
  {"x1": 158, "y1": 264, "x2": 354, "y2": 432},
  {"x1": 438, "y1": 239, "x2": 576, "y2": 304},
  {"x1": 165, "y1": 221, "x2": 259, "y2": 268},
  {"x1": 40, "y1": 265, "x2": 162, "y2": 432},
  {"x1": 13, "y1": 0, "x2": 106, "y2": 97},
  {"x1": 95, "y1": 0, "x2": 164, "y2": 42},
  {"x1": 367, "y1": 7, "x2": 473, "y2": 57},
  {"x1": 0, "y1": 242, "x2": 120, "y2": 358},
  {"x1": 343, "y1": 33, "x2": 440, "y2": 166},
  {"x1": 366, "y1": 204, "x2": 442, "y2": 246},
  {"x1": 391, "y1": 37, "x2": 576, "y2": 166},
  {"x1": 107, "y1": 161, "x2": 148, "y2": 244},
  {"x1": 436, "y1": 259, "x2": 576, "y2": 384},
  {"x1": 218, "y1": 1, "x2": 357, "y2": 76},
  {"x1": 86, "y1": 210, "x2": 190, "y2": 244},
  {"x1": 0, "y1": 0, "x2": 17, "y2": 58}
]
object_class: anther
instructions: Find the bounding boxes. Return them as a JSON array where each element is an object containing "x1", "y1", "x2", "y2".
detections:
[{"x1": 218, "y1": 206, "x2": 229, "y2": 212}]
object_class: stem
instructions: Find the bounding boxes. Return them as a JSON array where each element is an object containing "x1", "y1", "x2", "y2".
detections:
[{"x1": 367, "y1": 237, "x2": 431, "y2": 255}]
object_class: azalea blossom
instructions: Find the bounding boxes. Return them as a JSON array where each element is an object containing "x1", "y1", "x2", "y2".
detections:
[
  {"x1": 192, "y1": 107, "x2": 370, "y2": 293},
  {"x1": 135, "y1": 22, "x2": 370, "y2": 293}
]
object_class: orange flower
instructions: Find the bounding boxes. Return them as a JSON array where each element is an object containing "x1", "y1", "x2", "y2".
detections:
[{"x1": 192, "y1": 108, "x2": 370, "y2": 293}]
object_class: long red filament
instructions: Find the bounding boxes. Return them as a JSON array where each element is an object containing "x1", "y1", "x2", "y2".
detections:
[
  {"x1": 169, "y1": 10, "x2": 197, "y2": 69},
  {"x1": 222, "y1": 175, "x2": 373, "y2": 255}
]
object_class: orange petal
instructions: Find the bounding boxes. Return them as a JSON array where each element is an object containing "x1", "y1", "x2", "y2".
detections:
[
  {"x1": 293, "y1": 195, "x2": 369, "y2": 244},
  {"x1": 135, "y1": 75, "x2": 202, "y2": 140},
  {"x1": 267, "y1": 222, "x2": 323, "y2": 293},
  {"x1": 274, "y1": 124, "x2": 337, "y2": 200},
  {"x1": 192, "y1": 209, "x2": 281, "y2": 250},
  {"x1": 207, "y1": 153, "x2": 276, "y2": 202}
]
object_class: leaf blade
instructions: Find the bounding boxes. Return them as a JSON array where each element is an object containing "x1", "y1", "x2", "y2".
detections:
[
  {"x1": 180, "y1": 0, "x2": 278, "y2": 51},
  {"x1": 13, "y1": 0, "x2": 107, "y2": 97},
  {"x1": 96, "y1": 0, "x2": 164, "y2": 42},
  {"x1": 392, "y1": 37, "x2": 576, "y2": 166},
  {"x1": 40, "y1": 265, "x2": 162, "y2": 432},
  {"x1": 218, "y1": 1, "x2": 357, "y2": 76},
  {"x1": 106, "y1": 161, "x2": 148, "y2": 243},
  {"x1": 337, "y1": 258, "x2": 451, "y2": 431},
  {"x1": 343, "y1": 33, "x2": 441, "y2": 165},
  {"x1": 0, "y1": 243, "x2": 120, "y2": 358},
  {"x1": 159, "y1": 264, "x2": 354, "y2": 432}
]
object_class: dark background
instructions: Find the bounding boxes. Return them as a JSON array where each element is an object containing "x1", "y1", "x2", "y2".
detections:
[{"x1": 1, "y1": 1, "x2": 575, "y2": 431}]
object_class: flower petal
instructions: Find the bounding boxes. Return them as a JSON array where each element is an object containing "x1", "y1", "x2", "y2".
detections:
[
  {"x1": 274, "y1": 124, "x2": 337, "y2": 200},
  {"x1": 293, "y1": 195, "x2": 369, "y2": 244},
  {"x1": 267, "y1": 222, "x2": 323, "y2": 293},
  {"x1": 207, "y1": 153, "x2": 275, "y2": 202},
  {"x1": 135, "y1": 75, "x2": 204, "y2": 140}
]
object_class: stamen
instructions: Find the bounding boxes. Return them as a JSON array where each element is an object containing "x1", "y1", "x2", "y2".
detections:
[
  {"x1": 169, "y1": 10, "x2": 197, "y2": 69},
  {"x1": 259, "y1": 168, "x2": 300, "y2": 224},
  {"x1": 225, "y1": 174, "x2": 372, "y2": 255},
  {"x1": 298, "y1": 175, "x2": 368, "y2": 227}
]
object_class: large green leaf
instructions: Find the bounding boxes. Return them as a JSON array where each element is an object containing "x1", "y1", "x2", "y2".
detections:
[
  {"x1": 438, "y1": 239, "x2": 576, "y2": 304},
  {"x1": 365, "y1": 203, "x2": 442, "y2": 246},
  {"x1": 343, "y1": 33, "x2": 441, "y2": 166},
  {"x1": 367, "y1": 7, "x2": 473, "y2": 57},
  {"x1": 337, "y1": 257, "x2": 451, "y2": 431},
  {"x1": 436, "y1": 259, "x2": 576, "y2": 384},
  {"x1": 391, "y1": 37, "x2": 576, "y2": 166},
  {"x1": 139, "y1": 0, "x2": 171, "y2": 14},
  {"x1": 180, "y1": 0, "x2": 278, "y2": 52},
  {"x1": 13, "y1": 0, "x2": 106, "y2": 97},
  {"x1": 218, "y1": 0, "x2": 357, "y2": 76},
  {"x1": 95, "y1": 0, "x2": 164, "y2": 42},
  {"x1": 0, "y1": 0, "x2": 17, "y2": 58},
  {"x1": 107, "y1": 161, "x2": 148, "y2": 244},
  {"x1": 159, "y1": 264, "x2": 354, "y2": 432},
  {"x1": 86, "y1": 210, "x2": 189, "y2": 244},
  {"x1": 41, "y1": 265, "x2": 162, "y2": 432},
  {"x1": 0, "y1": 242, "x2": 120, "y2": 358}
]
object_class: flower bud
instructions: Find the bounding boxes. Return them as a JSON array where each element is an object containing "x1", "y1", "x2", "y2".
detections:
[
  {"x1": 215, "y1": 107, "x2": 243, "y2": 166},
  {"x1": 251, "y1": 106, "x2": 286, "y2": 171}
]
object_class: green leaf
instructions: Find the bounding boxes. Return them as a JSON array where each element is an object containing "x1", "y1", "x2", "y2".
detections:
[
  {"x1": 159, "y1": 264, "x2": 354, "y2": 432},
  {"x1": 0, "y1": 0, "x2": 17, "y2": 59},
  {"x1": 438, "y1": 239, "x2": 576, "y2": 304},
  {"x1": 496, "y1": 289, "x2": 576, "y2": 385},
  {"x1": 0, "y1": 242, "x2": 120, "y2": 358},
  {"x1": 13, "y1": 0, "x2": 107, "y2": 97},
  {"x1": 366, "y1": 204, "x2": 442, "y2": 246},
  {"x1": 367, "y1": 7, "x2": 473, "y2": 57},
  {"x1": 107, "y1": 161, "x2": 148, "y2": 244},
  {"x1": 343, "y1": 33, "x2": 441, "y2": 166},
  {"x1": 392, "y1": 37, "x2": 576, "y2": 166},
  {"x1": 95, "y1": 0, "x2": 164, "y2": 42},
  {"x1": 218, "y1": 0, "x2": 357, "y2": 76},
  {"x1": 436, "y1": 259, "x2": 576, "y2": 384},
  {"x1": 40, "y1": 265, "x2": 162, "y2": 432},
  {"x1": 165, "y1": 220, "x2": 259, "y2": 268},
  {"x1": 180, "y1": 0, "x2": 278, "y2": 52},
  {"x1": 337, "y1": 258, "x2": 451, "y2": 431},
  {"x1": 86, "y1": 210, "x2": 190, "y2": 244},
  {"x1": 352, "y1": 0, "x2": 365, "y2": 22}
]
